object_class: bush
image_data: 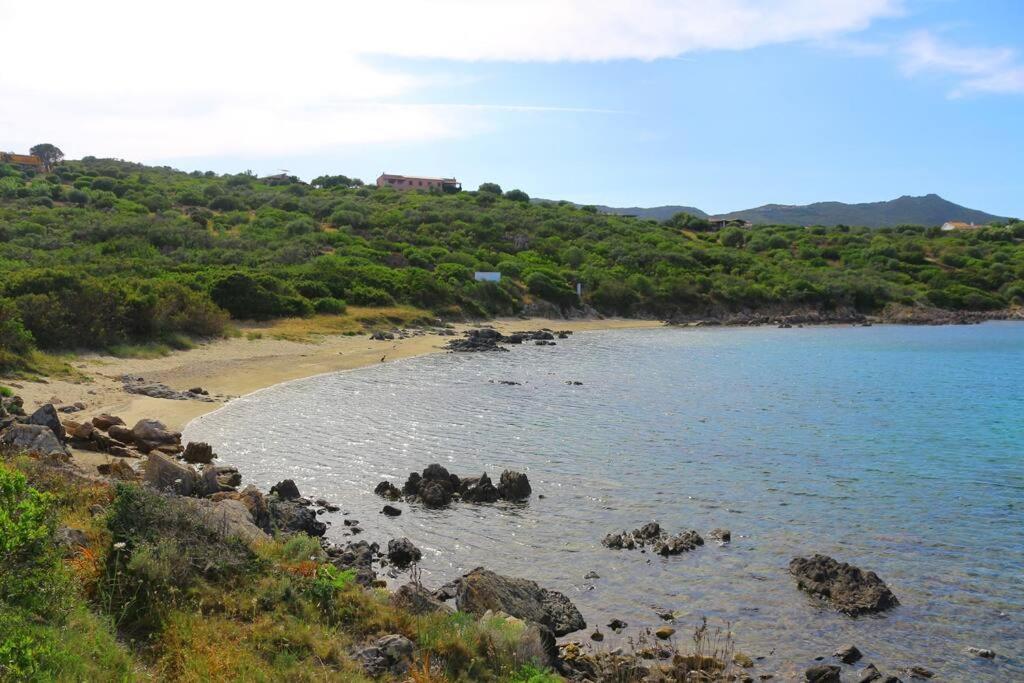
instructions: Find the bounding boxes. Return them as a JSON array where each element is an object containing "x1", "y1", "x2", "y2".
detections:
[
  {"x1": 313, "y1": 297, "x2": 347, "y2": 314},
  {"x1": 347, "y1": 285, "x2": 395, "y2": 307}
]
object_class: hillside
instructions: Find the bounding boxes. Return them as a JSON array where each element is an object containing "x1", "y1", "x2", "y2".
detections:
[
  {"x1": 713, "y1": 193, "x2": 1006, "y2": 228},
  {"x1": 593, "y1": 204, "x2": 708, "y2": 221},
  {"x1": 1, "y1": 157, "x2": 1023, "y2": 372}
]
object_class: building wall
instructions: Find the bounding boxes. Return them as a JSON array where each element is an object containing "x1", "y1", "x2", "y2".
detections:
[{"x1": 377, "y1": 175, "x2": 447, "y2": 190}]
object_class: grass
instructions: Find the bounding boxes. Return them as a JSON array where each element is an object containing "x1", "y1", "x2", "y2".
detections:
[
  {"x1": 239, "y1": 306, "x2": 436, "y2": 343},
  {"x1": 1, "y1": 351, "x2": 91, "y2": 383},
  {"x1": 0, "y1": 385, "x2": 12, "y2": 397},
  {"x1": 106, "y1": 334, "x2": 197, "y2": 359}
]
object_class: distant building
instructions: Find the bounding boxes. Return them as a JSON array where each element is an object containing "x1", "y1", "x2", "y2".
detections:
[
  {"x1": 0, "y1": 152, "x2": 44, "y2": 172},
  {"x1": 474, "y1": 272, "x2": 501, "y2": 282},
  {"x1": 941, "y1": 221, "x2": 981, "y2": 231},
  {"x1": 707, "y1": 217, "x2": 753, "y2": 230},
  {"x1": 376, "y1": 173, "x2": 461, "y2": 192}
]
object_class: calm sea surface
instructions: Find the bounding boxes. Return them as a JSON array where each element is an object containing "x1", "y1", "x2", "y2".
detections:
[{"x1": 184, "y1": 324, "x2": 1024, "y2": 681}]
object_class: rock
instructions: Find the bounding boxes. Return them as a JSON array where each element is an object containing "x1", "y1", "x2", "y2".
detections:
[
  {"x1": 122, "y1": 376, "x2": 216, "y2": 402},
  {"x1": 143, "y1": 452, "x2": 200, "y2": 496},
  {"x1": 382, "y1": 504, "x2": 402, "y2": 516},
  {"x1": 208, "y1": 465, "x2": 241, "y2": 489},
  {"x1": 455, "y1": 567, "x2": 586, "y2": 636},
  {"x1": 187, "y1": 387, "x2": 208, "y2": 395},
  {"x1": 402, "y1": 472, "x2": 422, "y2": 495},
  {"x1": 57, "y1": 403, "x2": 84, "y2": 414},
  {"x1": 965, "y1": 646, "x2": 995, "y2": 659},
  {"x1": 269, "y1": 479, "x2": 302, "y2": 500},
  {"x1": 710, "y1": 528, "x2": 732, "y2": 543},
  {"x1": 655, "y1": 626, "x2": 675, "y2": 640},
  {"x1": 422, "y1": 462, "x2": 451, "y2": 482},
  {"x1": 182, "y1": 497, "x2": 268, "y2": 544},
  {"x1": 269, "y1": 497, "x2": 326, "y2": 537},
  {"x1": 905, "y1": 666, "x2": 933, "y2": 679},
  {"x1": 92, "y1": 414, "x2": 125, "y2": 431},
  {"x1": 370, "y1": 330, "x2": 395, "y2": 341},
  {"x1": 387, "y1": 538, "x2": 422, "y2": 567},
  {"x1": 835, "y1": 644, "x2": 863, "y2": 664},
  {"x1": 390, "y1": 583, "x2": 452, "y2": 615},
  {"x1": 460, "y1": 473, "x2": 500, "y2": 503},
  {"x1": 584, "y1": 571, "x2": 600, "y2": 579},
  {"x1": 107, "y1": 445, "x2": 134, "y2": 459},
  {"x1": 590, "y1": 630, "x2": 604, "y2": 642},
  {"x1": 130, "y1": 419, "x2": 181, "y2": 454},
  {"x1": 326, "y1": 540, "x2": 379, "y2": 586},
  {"x1": 65, "y1": 420, "x2": 95, "y2": 440},
  {"x1": 108, "y1": 424, "x2": 134, "y2": 444},
  {"x1": 419, "y1": 479, "x2": 451, "y2": 507},
  {"x1": 608, "y1": 619, "x2": 627, "y2": 632},
  {"x1": 98, "y1": 459, "x2": 137, "y2": 480},
  {"x1": 859, "y1": 664, "x2": 882, "y2": 682},
  {"x1": 1, "y1": 423, "x2": 70, "y2": 459},
  {"x1": 789, "y1": 554, "x2": 900, "y2": 616},
  {"x1": 374, "y1": 480, "x2": 402, "y2": 500},
  {"x1": 353, "y1": 634, "x2": 415, "y2": 677},
  {"x1": 497, "y1": 469, "x2": 532, "y2": 500},
  {"x1": 28, "y1": 404, "x2": 65, "y2": 440},
  {"x1": 181, "y1": 441, "x2": 216, "y2": 464},
  {"x1": 54, "y1": 526, "x2": 89, "y2": 555},
  {"x1": 805, "y1": 664, "x2": 841, "y2": 682},
  {"x1": 654, "y1": 530, "x2": 704, "y2": 556}
]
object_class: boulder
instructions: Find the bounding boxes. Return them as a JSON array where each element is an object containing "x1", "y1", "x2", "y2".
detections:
[
  {"x1": 98, "y1": 459, "x2": 137, "y2": 480},
  {"x1": 210, "y1": 465, "x2": 242, "y2": 489},
  {"x1": 374, "y1": 480, "x2": 402, "y2": 500},
  {"x1": 108, "y1": 424, "x2": 134, "y2": 444},
  {"x1": 835, "y1": 644, "x2": 863, "y2": 664},
  {"x1": 131, "y1": 419, "x2": 181, "y2": 454},
  {"x1": 654, "y1": 530, "x2": 704, "y2": 556},
  {"x1": 709, "y1": 528, "x2": 732, "y2": 543},
  {"x1": 419, "y1": 479, "x2": 451, "y2": 507},
  {"x1": 92, "y1": 414, "x2": 125, "y2": 431},
  {"x1": 390, "y1": 583, "x2": 452, "y2": 615},
  {"x1": 353, "y1": 634, "x2": 415, "y2": 677},
  {"x1": 269, "y1": 498, "x2": 326, "y2": 537},
  {"x1": 66, "y1": 420, "x2": 95, "y2": 440},
  {"x1": 460, "y1": 473, "x2": 500, "y2": 503},
  {"x1": 28, "y1": 404, "x2": 65, "y2": 440},
  {"x1": 806, "y1": 665, "x2": 841, "y2": 683},
  {"x1": 497, "y1": 469, "x2": 532, "y2": 500},
  {"x1": 422, "y1": 462, "x2": 451, "y2": 482},
  {"x1": 270, "y1": 478, "x2": 302, "y2": 500},
  {"x1": 966, "y1": 646, "x2": 995, "y2": 659},
  {"x1": 143, "y1": 452, "x2": 200, "y2": 496},
  {"x1": 1, "y1": 423, "x2": 70, "y2": 459},
  {"x1": 790, "y1": 555, "x2": 899, "y2": 616},
  {"x1": 655, "y1": 626, "x2": 675, "y2": 640},
  {"x1": 381, "y1": 504, "x2": 402, "y2": 517},
  {"x1": 455, "y1": 567, "x2": 586, "y2": 636},
  {"x1": 402, "y1": 472, "x2": 422, "y2": 495},
  {"x1": 107, "y1": 445, "x2": 134, "y2": 459},
  {"x1": 387, "y1": 538, "x2": 422, "y2": 567},
  {"x1": 211, "y1": 485, "x2": 272, "y2": 532},
  {"x1": 326, "y1": 540, "x2": 379, "y2": 586},
  {"x1": 54, "y1": 526, "x2": 89, "y2": 556},
  {"x1": 182, "y1": 441, "x2": 216, "y2": 464},
  {"x1": 182, "y1": 497, "x2": 268, "y2": 544}
]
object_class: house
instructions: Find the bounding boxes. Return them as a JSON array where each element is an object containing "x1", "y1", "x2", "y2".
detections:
[
  {"x1": 474, "y1": 272, "x2": 501, "y2": 282},
  {"x1": 941, "y1": 221, "x2": 981, "y2": 231},
  {"x1": 707, "y1": 217, "x2": 753, "y2": 230},
  {"x1": 1, "y1": 152, "x2": 44, "y2": 172},
  {"x1": 376, "y1": 173, "x2": 461, "y2": 193}
]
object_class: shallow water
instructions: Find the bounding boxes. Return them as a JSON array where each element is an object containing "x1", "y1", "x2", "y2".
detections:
[{"x1": 185, "y1": 324, "x2": 1024, "y2": 681}]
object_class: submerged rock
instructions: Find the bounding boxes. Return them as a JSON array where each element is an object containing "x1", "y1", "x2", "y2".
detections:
[
  {"x1": 374, "y1": 480, "x2": 402, "y2": 500},
  {"x1": 790, "y1": 554, "x2": 899, "y2": 616},
  {"x1": 603, "y1": 522, "x2": 703, "y2": 556},
  {"x1": 386, "y1": 538, "x2": 422, "y2": 567},
  {"x1": 835, "y1": 644, "x2": 863, "y2": 664},
  {"x1": 805, "y1": 664, "x2": 841, "y2": 682}
]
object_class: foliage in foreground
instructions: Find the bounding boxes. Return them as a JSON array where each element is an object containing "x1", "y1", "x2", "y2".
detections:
[{"x1": 1, "y1": 156, "x2": 1022, "y2": 371}]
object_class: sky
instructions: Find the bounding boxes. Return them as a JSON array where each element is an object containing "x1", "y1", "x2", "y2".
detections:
[{"x1": 2, "y1": 0, "x2": 1022, "y2": 217}]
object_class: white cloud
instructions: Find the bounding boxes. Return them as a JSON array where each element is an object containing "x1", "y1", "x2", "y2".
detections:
[
  {"x1": 901, "y1": 31, "x2": 1024, "y2": 96},
  {"x1": 0, "y1": 0, "x2": 901, "y2": 160}
]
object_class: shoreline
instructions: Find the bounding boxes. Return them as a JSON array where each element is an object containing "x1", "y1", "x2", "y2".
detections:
[{"x1": 5, "y1": 317, "x2": 661, "y2": 471}]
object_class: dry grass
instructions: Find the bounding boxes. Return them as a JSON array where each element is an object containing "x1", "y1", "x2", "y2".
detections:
[{"x1": 240, "y1": 306, "x2": 436, "y2": 342}]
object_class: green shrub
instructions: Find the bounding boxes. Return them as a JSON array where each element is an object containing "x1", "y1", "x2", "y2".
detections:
[{"x1": 313, "y1": 297, "x2": 347, "y2": 314}]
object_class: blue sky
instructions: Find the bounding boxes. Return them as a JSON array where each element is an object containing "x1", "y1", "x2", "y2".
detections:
[{"x1": 2, "y1": 1, "x2": 1022, "y2": 216}]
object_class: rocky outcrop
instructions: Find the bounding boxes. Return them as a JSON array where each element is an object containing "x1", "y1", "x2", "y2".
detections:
[
  {"x1": 1, "y1": 423, "x2": 70, "y2": 459},
  {"x1": 386, "y1": 538, "x2": 422, "y2": 567},
  {"x1": 602, "y1": 522, "x2": 704, "y2": 556},
  {"x1": 267, "y1": 495, "x2": 326, "y2": 537},
  {"x1": 144, "y1": 452, "x2": 201, "y2": 496},
  {"x1": 182, "y1": 497, "x2": 268, "y2": 544},
  {"x1": 497, "y1": 469, "x2": 532, "y2": 501},
  {"x1": 182, "y1": 441, "x2": 216, "y2": 464},
  {"x1": 122, "y1": 376, "x2": 217, "y2": 402},
  {"x1": 455, "y1": 567, "x2": 586, "y2": 636},
  {"x1": 386, "y1": 465, "x2": 532, "y2": 508},
  {"x1": 28, "y1": 404, "x2": 65, "y2": 440},
  {"x1": 131, "y1": 419, "x2": 181, "y2": 454},
  {"x1": 805, "y1": 664, "x2": 842, "y2": 682},
  {"x1": 352, "y1": 634, "x2": 415, "y2": 677},
  {"x1": 91, "y1": 414, "x2": 125, "y2": 430},
  {"x1": 390, "y1": 583, "x2": 452, "y2": 615},
  {"x1": 324, "y1": 540, "x2": 380, "y2": 586},
  {"x1": 790, "y1": 554, "x2": 899, "y2": 616},
  {"x1": 269, "y1": 479, "x2": 301, "y2": 501},
  {"x1": 374, "y1": 480, "x2": 402, "y2": 500},
  {"x1": 459, "y1": 473, "x2": 499, "y2": 503}
]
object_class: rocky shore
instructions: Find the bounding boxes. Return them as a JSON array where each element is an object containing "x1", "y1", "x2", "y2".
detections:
[{"x1": 664, "y1": 304, "x2": 1024, "y2": 328}]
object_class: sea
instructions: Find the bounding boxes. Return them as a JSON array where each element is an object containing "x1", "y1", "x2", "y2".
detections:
[{"x1": 184, "y1": 323, "x2": 1024, "y2": 681}]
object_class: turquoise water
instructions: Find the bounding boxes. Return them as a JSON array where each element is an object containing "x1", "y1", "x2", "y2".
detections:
[{"x1": 185, "y1": 324, "x2": 1024, "y2": 680}]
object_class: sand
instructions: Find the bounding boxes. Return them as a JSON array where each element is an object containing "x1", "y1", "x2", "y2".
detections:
[{"x1": 5, "y1": 318, "x2": 660, "y2": 471}]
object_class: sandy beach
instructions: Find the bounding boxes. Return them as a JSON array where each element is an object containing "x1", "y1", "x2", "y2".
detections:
[{"x1": 5, "y1": 317, "x2": 660, "y2": 471}]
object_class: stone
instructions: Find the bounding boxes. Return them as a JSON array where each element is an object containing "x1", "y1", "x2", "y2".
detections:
[
  {"x1": 965, "y1": 646, "x2": 995, "y2": 659},
  {"x1": 28, "y1": 404, "x2": 65, "y2": 440},
  {"x1": 734, "y1": 652, "x2": 754, "y2": 668},
  {"x1": 1, "y1": 423, "x2": 70, "y2": 459},
  {"x1": 98, "y1": 459, "x2": 137, "y2": 480},
  {"x1": 387, "y1": 537, "x2": 422, "y2": 567},
  {"x1": 108, "y1": 445, "x2": 134, "y2": 459},
  {"x1": 590, "y1": 630, "x2": 604, "y2": 642},
  {"x1": 710, "y1": 528, "x2": 732, "y2": 543},
  {"x1": 460, "y1": 473, "x2": 500, "y2": 503},
  {"x1": 654, "y1": 530, "x2": 704, "y2": 556},
  {"x1": 92, "y1": 414, "x2": 125, "y2": 431},
  {"x1": 353, "y1": 634, "x2": 415, "y2": 677},
  {"x1": 390, "y1": 583, "x2": 452, "y2": 615},
  {"x1": 419, "y1": 479, "x2": 451, "y2": 507},
  {"x1": 374, "y1": 480, "x2": 402, "y2": 500},
  {"x1": 497, "y1": 469, "x2": 532, "y2": 500},
  {"x1": 181, "y1": 441, "x2": 216, "y2": 464},
  {"x1": 269, "y1": 479, "x2": 301, "y2": 500},
  {"x1": 67, "y1": 420, "x2": 95, "y2": 440},
  {"x1": 584, "y1": 571, "x2": 600, "y2": 579},
  {"x1": 905, "y1": 666, "x2": 933, "y2": 679},
  {"x1": 54, "y1": 526, "x2": 89, "y2": 555},
  {"x1": 455, "y1": 567, "x2": 586, "y2": 636},
  {"x1": 402, "y1": 472, "x2": 422, "y2": 495},
  {"x1": 268, "y1": 497, "x2": 326, "y2": 537},
  {"x1": 210, "y1": 465, "x2": 242, "y2": 489},
  {"x1": 789, "y1": 554, "x2": 899, "y2": 616},
  {"x1": 130, "y1": 419, "x2": 181, "y2": 454},
  {"x1": 655, "y1": 626, "x2": 675, "y2": 640},
  {"x1": 859, "y1": 664, "x2": 882, "y2": 682},
  {"x1": 835, "y1": 644, "x2": 863, "y2": 664},
  {"x1": 608, "y1": 619, "x2": 627, "y2": 632},
  {"x1": 382, "y1": 504, "x2": 402, "y2": 516},
  {"x1": 143, "y1": 452, "x2": 200, "y2": 496},
  {"x1": 182, "y1": 497, "x2": 268, "y2": 544},
  {"x1": 326, "y1": 540, "x2": 379, "y2": 587},
  {"x1": 805, "y1": 665, "x2": 841, "y2": 683},
  {"x1": 108, "y1": 424, "x2": 134, "y2": 444}
]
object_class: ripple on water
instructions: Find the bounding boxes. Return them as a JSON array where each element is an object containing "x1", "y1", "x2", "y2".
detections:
[{"x1": 185, "y1": 324, "x2": 1024, "y2": 681}]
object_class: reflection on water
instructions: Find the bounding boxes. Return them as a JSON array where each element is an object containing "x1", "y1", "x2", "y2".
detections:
[{"x1": 185, "y1": 324, "x2": 1024, "y2": 681}]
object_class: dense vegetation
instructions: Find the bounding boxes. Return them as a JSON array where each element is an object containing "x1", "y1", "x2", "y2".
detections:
[
  {"x1": 1, "y1": 156, "x2": 1022, "y2": 370},
  {"x1": 0, "y1": 456, "x2": 563, "y2": 681}
]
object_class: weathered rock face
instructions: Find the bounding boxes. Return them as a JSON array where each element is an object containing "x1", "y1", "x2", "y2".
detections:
[
  {"x1": 390, "y1": 583, "x2": 452, "y2": 615},
  {"x1": 143, "y1": 452, "x2": 200, "y2": 496},
  {"x1": 182, "y1": 441, "x2": 216, "y2": 464},
  {"x1": 28, "y1": 404, "x2": 65, "y2": 440},
  {"x1": 270, "y1": 479, "x2": 301, "y2": 501},
  {"x1": 131, "y1": 419, "x2": 181, "y2": 454},
  {"x1": 497, "y1": 469, "x2": 532, "y2": 501},
  {"x1": 455, "y1": 567, "x2": 586, "y2": 636},
  {"x1": 1, "y1": 423, "x2": 70, "y2": 459},
  {"x1": 386, "y1": 538, "x2": 422, "y2": 567},
  {"x1": 92, "y1": 414, "x2": 125, "y2": 431},
  {"x1": 790, "y1": 554, "x2": 899, "y2": 616}
]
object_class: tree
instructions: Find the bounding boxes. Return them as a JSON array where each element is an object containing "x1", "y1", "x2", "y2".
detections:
[
  {"x1": 477, "y1": 182, "x2": 502, "y2": 194},
  {"x1": 29, "y1": 144, "x2": 64, "y2": 172},
  {"x1": 504, "y1": 189, "x2": 530, "y2": 202}
]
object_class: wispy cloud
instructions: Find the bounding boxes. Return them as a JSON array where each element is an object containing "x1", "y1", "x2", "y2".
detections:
[
  {"x1": 900, "y1": 31, "x2": 1024, "y2": 97},
  {"x1": 0, "y1": 0, "x2": 899, "y2": 160}
]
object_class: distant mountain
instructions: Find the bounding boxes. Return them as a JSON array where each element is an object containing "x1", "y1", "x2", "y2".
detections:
[
  {"x1": 712, "y1": 194, "x2": 1006, "y2": 229},
  {"x1": 593, "y1": 204, "x2": 707, "y2": 221}
]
